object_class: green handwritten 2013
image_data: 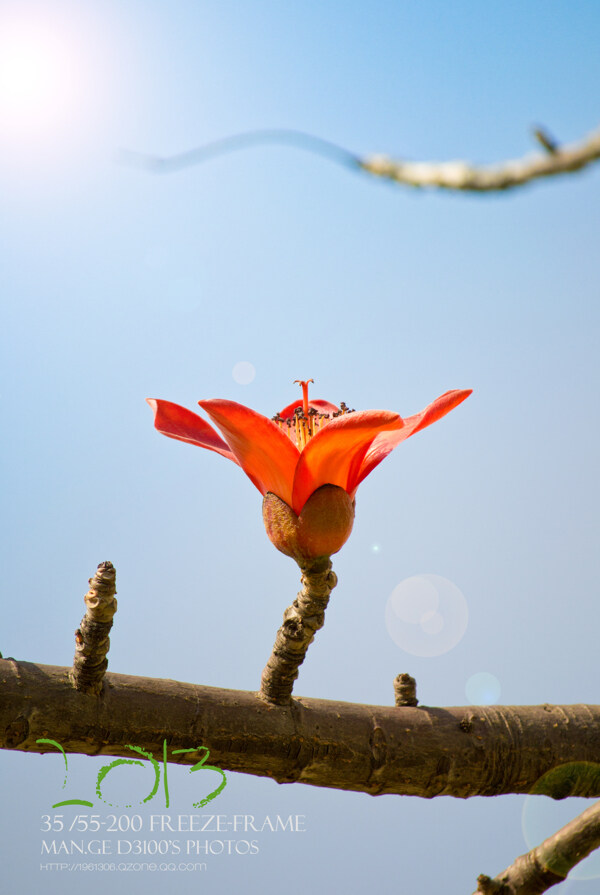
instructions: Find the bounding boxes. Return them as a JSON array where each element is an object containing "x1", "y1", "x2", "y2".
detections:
[{"x1": 36, "y1": 739, "x2": 227, "y2": 810}]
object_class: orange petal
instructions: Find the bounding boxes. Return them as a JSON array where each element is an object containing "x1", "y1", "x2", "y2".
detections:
[
  {"x1": 291, "y1": 410, "x2": 404, "y2": 514},
  {"x1": 199, "y1": 398, "x2": 300, "y2": 505},
  {"x1": 147, "y1": 399, "x2": 238, "y2": 463},
  {"x1": 352, "y1": 389, "x2": 473, "y2": 492}
]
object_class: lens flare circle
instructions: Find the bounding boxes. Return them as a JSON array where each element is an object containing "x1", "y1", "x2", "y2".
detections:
[
  {"x1": 522, "y1": 793, "x2": 600, "y2": 880},
  {"x1": 466, "y1": 672, "x2": 501, "y2": 705},
  {"x1": 385, "y1": 573, "x2": 468, "y2": 657},
  {"x1": 232, "y1": 361, "x2": 256, "y2": 385}
]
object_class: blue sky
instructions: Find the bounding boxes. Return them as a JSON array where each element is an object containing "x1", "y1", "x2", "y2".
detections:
[{"x1": 1, "y1": 1, "x2": 600, "y2": 892}]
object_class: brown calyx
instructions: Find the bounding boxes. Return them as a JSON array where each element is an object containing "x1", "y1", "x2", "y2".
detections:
[{"x1": 262, "y1": 484, "x2": 355, "y2": 564}]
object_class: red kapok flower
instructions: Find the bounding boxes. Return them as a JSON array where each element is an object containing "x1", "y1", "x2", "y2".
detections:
[{"x1": 147, "y1": 381, "x2": 471, "y2": 564}]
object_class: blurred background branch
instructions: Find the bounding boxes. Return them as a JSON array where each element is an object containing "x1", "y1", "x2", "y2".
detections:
[
  {"x1": 475, "y1": 800, "x2": 600, "y2": 895},
  {"x1": 120, "y1": 123, "x2": 600, "y2": 193}
]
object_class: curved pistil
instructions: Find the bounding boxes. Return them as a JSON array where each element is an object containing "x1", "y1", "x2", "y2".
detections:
[
  {"x1": 271, "y1": 379, "x2": 354, "y2": 451},
  {"x1": 293, "y1": 378, "x2": 314, "y2": 415}
]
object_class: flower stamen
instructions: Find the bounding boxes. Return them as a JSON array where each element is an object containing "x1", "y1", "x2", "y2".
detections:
[{"x1": 271, "y1": 382, "x2": 355, "y2": 451}]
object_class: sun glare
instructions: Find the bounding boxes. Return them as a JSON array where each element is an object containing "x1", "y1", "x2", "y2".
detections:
[{"x1": 0, "y1": 17, "x2": 81, "y2": 137}]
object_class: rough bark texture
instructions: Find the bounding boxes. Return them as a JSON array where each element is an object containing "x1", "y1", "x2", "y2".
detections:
[
  {"x1": 2, "y1": 659, "x2": 600, "y2": 799},
  {"x1": 260, "y1": 558, "x2": 337, "y2": 704},
  {"x1": 70, "y1": 561, "x2": 118, "y2": 694},
  {"x1": 474, "y1": 800, "x2": 600, "y2": 894}
]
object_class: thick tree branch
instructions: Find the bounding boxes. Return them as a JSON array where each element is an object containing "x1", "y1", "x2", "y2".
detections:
[
  {"x1": 474, "y1": 800, "x2": 600, "y2": 894},
  {"x1": 1, "y1": 659, "x2": 600, "y2": 798},
  {"x1": 121, "y1": 123, "x2": 600, "y2": 193}
]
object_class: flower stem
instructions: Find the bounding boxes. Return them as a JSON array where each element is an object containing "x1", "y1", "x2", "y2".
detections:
[{"x1": 260, "y1": 558, "x2": 337, "y2": 705}]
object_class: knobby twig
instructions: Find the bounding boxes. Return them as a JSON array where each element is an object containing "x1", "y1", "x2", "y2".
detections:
[
  {"x1": 394, "y1": 672, "x2": 418, "y2": 707},
  {"x1": 120, "y1": 123, "x2": 600, "y2": 193},
  {"x1": 532, "y1": 126, "x2": 559, "y2": 155},
  {"x1": 260, "y1": 557, "x2": 337, "y2": 704},
  {"x1": 70, "y1": 561, "x2": 117, "y2": 694},
  {"x1": 474, "y1": 800, "x2": 600, "y2": 894}
]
